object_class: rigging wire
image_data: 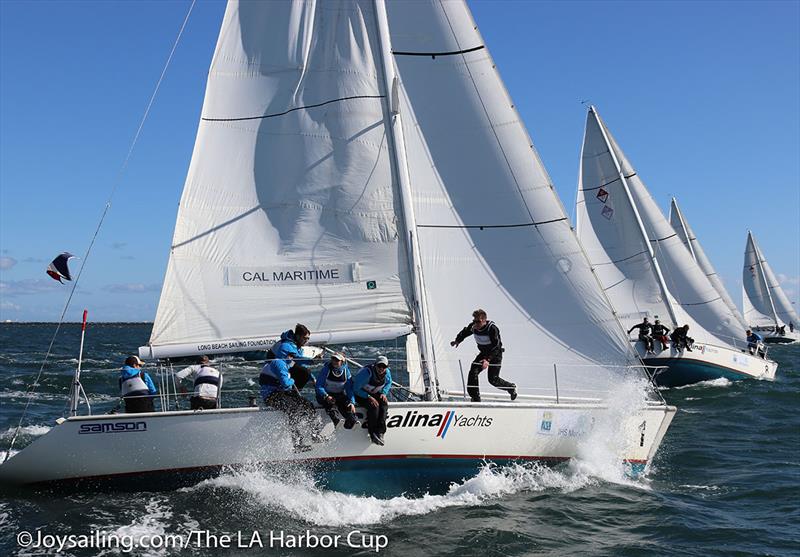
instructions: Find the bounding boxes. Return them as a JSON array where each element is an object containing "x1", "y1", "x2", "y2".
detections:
[{"x1": 3, "y1": 0, "x2": 197, "y2": 464}]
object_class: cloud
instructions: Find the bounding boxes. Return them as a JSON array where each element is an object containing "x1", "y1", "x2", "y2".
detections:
[
  {"x1": 120, "y1": 255, "x2": 136, "y2": 260},
  {"x1": 22, "y1": 257, "x2": 44, "y2": 263},
  {"x1": 0, "y1": 257, "x2": 17, "y2": 270},
  {"x1": 777, "y1": 273, "x2": 799, "y2": 286},
  {"x1": 0, "y1": 278, "x2": 61, "y2": 296},
  {"x1": 110, "y1": 242, "x2": 127, "y2": 250},
  {"x1": 102, "y1": 283, "x2": 160, "y2": 293},
  {"x1": 0, "y1": 300, "x2": 21, "y2": 311}
]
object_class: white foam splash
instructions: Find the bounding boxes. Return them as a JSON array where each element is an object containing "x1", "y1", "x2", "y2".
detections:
[
  {"x1": 186, "y1": 462, "x2": 595, "y2": 527},
  {"x1": 96, "y1": 497, "x2": 173, "y2": 557},
  {"x1": 0, "y1": 449, "x2": 19, "y2": 461},
  {"x1": 572, "y1": 378, "x2": 653, "y2": 490},
  {"x1": 673, "y1": 377, "x2": 732, "y2": 390},
  {"x1": 1, "y1": 424, "x2": 51, "y2": 438}
]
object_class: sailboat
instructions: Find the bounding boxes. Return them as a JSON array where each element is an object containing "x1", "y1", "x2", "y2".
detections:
[
  {"x1": 669, "y1": 198, "x2": 747, "y2": 330},
  {"x1": 743, "y1": 231, "x2": 799, "y2": 344},
  {"x1": 0, "y1": 1, "x2": 674, "y2": 490},
  {"x1": 576, "y1": 106, "x2": 778, "y2": 387}
]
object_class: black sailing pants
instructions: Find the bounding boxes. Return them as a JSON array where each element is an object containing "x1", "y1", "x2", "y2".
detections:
[
  {"x1": 356, "y1": 395, "x2": 388, "y2": 435},
  {"x1": 265, "y1": 390, "x2": 319, "y2": 444},
  {"x1": 638, "y1": 333, "x2": 654, "y2": 352},
  {"x1": 317, "y1": 392, "x2": 357, "y2": 426},
  {"x1": 467, "y1": 351, "x2": 514, "y2": 402}
]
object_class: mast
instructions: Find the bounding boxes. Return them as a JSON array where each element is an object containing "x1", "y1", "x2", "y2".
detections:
[
  {"x1": 591, "y1": 107, "x2": 680, "y2": 327},
  {"x1": 750, "y1": 232, "x2": 780, "y2": 326},
  {"x1": 670, "y1": 198, "x2": 697, "y2": 263},
  {"x1": 372, "y1": 0, "x2": 437, "y2": 400}
]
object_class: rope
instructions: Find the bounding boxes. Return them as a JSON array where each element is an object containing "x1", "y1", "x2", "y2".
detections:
[{"x1": 3, "y1": 0, "x2": 197, "y2": 464}]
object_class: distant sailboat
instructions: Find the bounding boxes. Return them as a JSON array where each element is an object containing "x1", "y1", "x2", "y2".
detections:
[
  {"x1": 669, "y1": 198, "x2": 747, "y2": 329},
  {"x1": 0, "y1": 1, "x2": 674, "y2": 489},
  {"x1": 743, "y1": 231, "x2": 799, "y2": 344},
  {"x1": 576, "y1": 106, "x2": 777, "y2": 387}
]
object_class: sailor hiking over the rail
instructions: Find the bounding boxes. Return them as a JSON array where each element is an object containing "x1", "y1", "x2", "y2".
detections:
[{"x1": 315, "y1": 352, "x2": 358, "y2": 429}]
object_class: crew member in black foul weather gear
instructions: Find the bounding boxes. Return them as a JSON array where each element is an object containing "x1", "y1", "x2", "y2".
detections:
[{"x1": 451, "y1": 309, "x2": 517, "y2": 402}]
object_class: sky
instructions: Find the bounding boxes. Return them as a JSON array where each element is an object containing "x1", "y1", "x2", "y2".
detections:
[{"x1": 0, "y1": 0, "x2": 798, "y2": 323}]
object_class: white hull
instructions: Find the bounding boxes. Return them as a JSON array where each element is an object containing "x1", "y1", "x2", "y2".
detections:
[
  {"x1": 0, "y1": 401, "x2": 675, "y2": 489},
  {"x1": 635, "y1": 340, "x2": 778, "y2": 387}
]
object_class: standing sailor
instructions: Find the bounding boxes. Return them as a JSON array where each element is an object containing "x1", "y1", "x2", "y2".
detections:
[
  {"x1": 175, "y1": 355, "x2": 222, "y2": 410},
  {"x1": 353, "y1": 356, "x2": 392, "y2": 445},
  {"x1": 260, "y1": 354, "x2": 324, "y2": 451},
  {"x1": 315, "y1": 353, "x2": 358, "y2": 429},
  {"x1": 265, "y1": 324, "x2": 319, "y2": 391},
  {"x1": 451, "y1": 309, "x2": 517, "y2": 402},
  {"x1": 119, "y1": 355, "x2": 157, "y2": 413}
]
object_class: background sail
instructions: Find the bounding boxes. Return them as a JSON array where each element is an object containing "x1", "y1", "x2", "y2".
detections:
[
  {"x1": 387, "y1": 1, "x2": 638, "y2": 398},
  {"x1": 669, "y1": 198, "x2": 746, "y2": 328},
  {"x1": 743, "y1": 232, "x2": 799, "y2": 327},
  {"x1": 578, "y1": 108, "x2": 744, "y2": 347},
  {"x1": 146, "y1": 0, "x2": 413, "y2": 357}
]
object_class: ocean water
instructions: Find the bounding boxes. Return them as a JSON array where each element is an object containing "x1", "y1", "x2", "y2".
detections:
[{"x1": 0, "y1": 323, "x2": 798, "y2": 556}]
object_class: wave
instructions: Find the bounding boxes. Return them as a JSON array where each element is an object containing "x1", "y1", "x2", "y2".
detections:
[
  {"x1": 1, "y1": 424, "x2": 51, "y2": 438},
  {"x1": 672, "y1": 378, "x2": 732, "y2": 390}
]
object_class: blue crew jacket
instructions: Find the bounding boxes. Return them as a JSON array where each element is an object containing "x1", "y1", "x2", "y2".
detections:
[
  {"x1": 271, "y1": 330, "x2": 313, "y2": 366},
  {"x1": 260, "y1": 358, "x2": 295, "y2": 398},
  {"x1": 353, "y1": 365, "x2": 392, "y2": 399},
  {"x1": 119, "y1": 365, "x2": 157, "y2": 394},
  {"x1": 315, "y1": 362, "x2": 354, "y2": 404}
]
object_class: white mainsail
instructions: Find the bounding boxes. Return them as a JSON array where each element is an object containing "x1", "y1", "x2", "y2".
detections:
[
  {"x1": 144, "y1": 0, "x2": 644, "y2": 400},
  {"x1": 387, "y1": 1, "x2": 639, "y2": 398},
  {"x1": 743, "y1": 231, "x2": 799, "y2": 328},
  {"x1": 577, "y1": 107, "x2": 744, "y2": 348},
  {"x1": 145, "y1": 1, "x2": 416, "y2": 358},
  {"x1": 669, "y1": 198, "x2": 747, "y2": 328}
]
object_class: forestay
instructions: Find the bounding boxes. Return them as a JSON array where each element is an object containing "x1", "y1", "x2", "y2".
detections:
[
  {"x1": 577, "y1": 108, "x2": 743, "y2": 348},
  {"x1": 387, "y1": 1, "x2": 638, "y2": 398},
  {"x1": 743, "y1": 231, "x2": 799, "y2": 328},
  {"x1": 669, "y1": 198, "x2": 746, "y2": 328},
  {"x1": 145, "y1": 1, "x2": 414, "y2": 358}
]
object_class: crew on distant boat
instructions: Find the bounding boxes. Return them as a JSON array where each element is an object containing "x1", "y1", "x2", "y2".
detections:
[
  {"x1": 746, "y1": 329, "x2": 765, "y2": 357},
  {"x1": 651, "y1": 319, "x2": 670, "y2": 351},
  {"x1": 670, "y1": 325, "x2": 694, "y2": 353},
  {"x1": 264, "y1": 324, "x2": 320, "y2": 391},
  {"x1": 777, "y1": 325, "x2": 786, "y2": 336},
  {"x1": 260, "y1": 353, "x2": 324, "y2": 451},
  {"x1": 315, "y1": 352, "x2": 358, "y2": 429},
  {"x1": 790, "y1": 322, "x2": 795, "y2": 333},
  {"x1": 451, "y1": 309, "x2": 517, "y2": 402},
  {"x1": 174, "y1": 355, "x2": 222, "y2": 410},
  {"x1": 627, "y1": 317, "x2": 655, "y2": 355},
  {"x1": 119, "y1": 355, "x2": 157, "y2": 413},
  {"x1": 353, "y1": 356, "x2": 392, "y2": 446}
]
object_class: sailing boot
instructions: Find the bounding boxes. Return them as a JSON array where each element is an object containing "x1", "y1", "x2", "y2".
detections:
[
  {"x1": 509, "y1": 385, "x2": 518, "y2": 401},
  {"x1": 326, "y1": 409, "x2": 341, "y2": 428},
  {"x1": 370, "y1": 432, "x2": 384, "y2": 446}
]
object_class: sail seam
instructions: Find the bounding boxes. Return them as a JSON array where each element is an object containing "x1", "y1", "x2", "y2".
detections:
[
  {"x1": 392, "y1": 45, "x2": 484, "y2": 58},
  {"x1": 680, "y1": 296, "x2": 723, "y2": 306},
  {"x1": 650, "y1": 233, "x2": 677, "y2": 242},
  {"x1": 593, "y1": 249, "x2": 650, "y2": 265},
  {"x1": 201, "y1": 95, "x2": 385, "y2": 122},
  {"x1": 580, "y1": 176, "x2": 621, "y2": 192},
  {"x1": 417, "y1": 217, "x2": 567, "y2": 229}
]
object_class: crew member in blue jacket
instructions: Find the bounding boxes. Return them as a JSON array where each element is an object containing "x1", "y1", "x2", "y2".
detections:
[
  {"x1": 260, "y1": 353, "x2": 323, "y2": 451},
  {"x1": 353, "y1": 356, "x2": 392, "y2": 445},
  {"x1": 119, "y1": 355, "x2": 157, "y2": 413},
  {"x1": 315, "y1": 352, "x2": 358, "y2": 429},
  {"x1": 263, "y1": 324, "x2": 319, "y2": 391},
  {"x1": 746, "y1": 329, "x2": 764, "y2": 357}
]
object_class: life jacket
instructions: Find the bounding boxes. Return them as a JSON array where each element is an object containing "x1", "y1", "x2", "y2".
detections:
[
  {"x1": 361, "y1": 365, "x2": 386, "y2": 395},
  {"x1": 194, "y1": 365, "x2": 221, "y2": 397},
  {"x1": 473, "y1": 321, "x2": 494, "y2": 347},
  {"x1": 120, "y1": 371, "x2": 149, "y2": 398},
  {"x1": 323, "y1": 366, "x2": 347, "y2": 394}
]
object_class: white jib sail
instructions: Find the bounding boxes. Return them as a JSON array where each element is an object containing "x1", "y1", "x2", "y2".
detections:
[
  {"x1": 577, "y1": 107, "x2": 745, "y2": 348},
  {"x1": 145, "y1": 1, "x2": 415, "y2": 358},
  {"x1": 387, "y1": 1, "x2": 640, "y2": 399},
  {"x1": 743, "y1": 231, "x2": 799, "y2": 328},
  {"x1": 669, "y1": 198, "x2": 747, "y2": 328}
]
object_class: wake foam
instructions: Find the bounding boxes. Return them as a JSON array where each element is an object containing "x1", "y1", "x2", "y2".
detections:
[
  {"x1": 673, "y1": 377, "x2": 732, "y2": 390},
  {"x1": 1, "y1": 424, "x2": 51, "y2": 438},
  {"x1": 185, "y1": 458, "x2": 640, "y2": 527}
]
